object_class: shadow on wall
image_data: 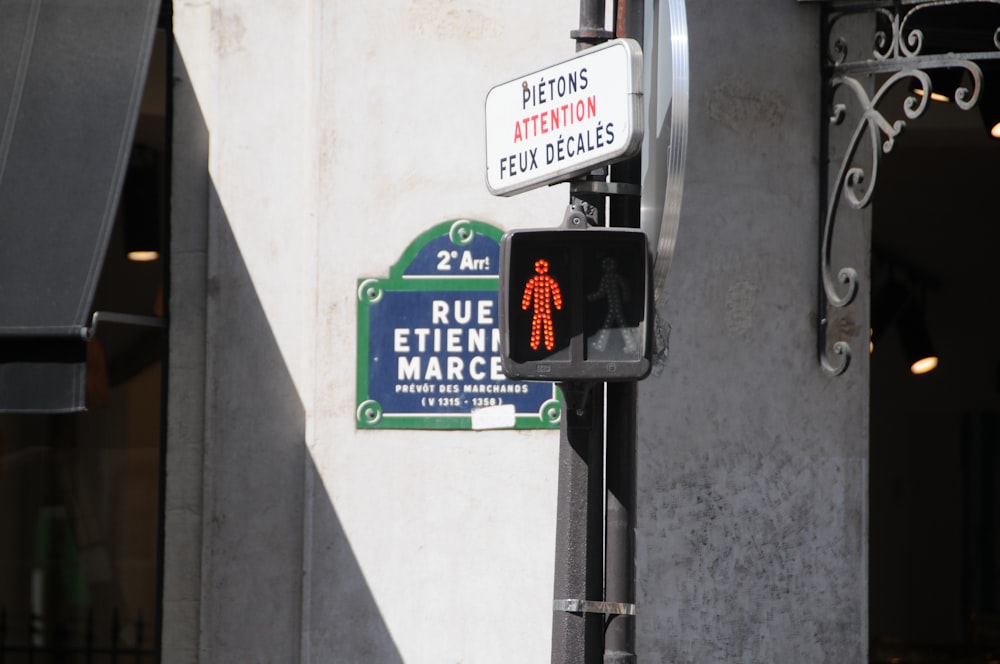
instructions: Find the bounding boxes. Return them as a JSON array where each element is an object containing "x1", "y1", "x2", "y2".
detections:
[
  {"x1": 169, "y1": 47, "x2": 403, "y2": 663},
  {"x1": 304, "y1": 457, "x2": 409, "y2": 662}
]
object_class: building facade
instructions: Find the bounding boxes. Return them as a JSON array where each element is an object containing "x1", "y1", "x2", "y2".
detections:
[
  {"x1": 163, "y1": 1, "x2": 867, "y2": 661},
  {"x1": 5, "y1": 0, "x2": 1000, "y2": 662}
]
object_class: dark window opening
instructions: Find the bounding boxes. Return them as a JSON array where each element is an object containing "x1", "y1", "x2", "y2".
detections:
[
  {"x1": 870, "y1": 33, "x2": 1000, "y2": 664},
  {"x1": 0, "y1": 7, "x2": 170, "y2": 662}
]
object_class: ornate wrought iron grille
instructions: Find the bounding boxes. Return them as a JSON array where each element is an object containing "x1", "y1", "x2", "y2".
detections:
[{"x1": 820, "y1": 0, "x2": 1000, "y2": 375}]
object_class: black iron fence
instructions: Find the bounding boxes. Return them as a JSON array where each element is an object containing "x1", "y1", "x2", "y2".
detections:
[{"x1": 0, "y1": 608, "x2": 155, "y2": 664}]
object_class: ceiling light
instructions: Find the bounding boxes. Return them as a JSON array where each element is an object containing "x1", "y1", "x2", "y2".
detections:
[
  {"x1": 123, "y1": 146, "x2": 161, "y2": 262},
  {"x1": 127, "y1": 249, "x2": 160, "y2": 262},
  {"x1": 898, "y1": 303, "x2": 939, "y2": 376},
  {"x1": 910, "y1": 68, "x2": 964, "y2": 103},
  {"x1": 978, "y1": 63, "x2": 1000, "y2": 139},
  {"x1": 912, "y1": 87, "x2": 951, "y2": 103},
  {"x1": 910, "y1": 355, "x2": 939, "y2": 375}
]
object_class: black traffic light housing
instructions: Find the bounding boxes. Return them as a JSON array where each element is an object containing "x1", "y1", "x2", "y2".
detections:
[{"x1": 499, "y1": 226, "x2": 653, "y2": 381}]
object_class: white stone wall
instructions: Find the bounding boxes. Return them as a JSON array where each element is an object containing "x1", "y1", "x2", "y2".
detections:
[{"x1": 167, "y1": 1, "x2": 579, "y2": 662}]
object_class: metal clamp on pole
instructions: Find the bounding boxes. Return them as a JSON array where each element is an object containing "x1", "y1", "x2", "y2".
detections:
[
  {"x1": 553, "y1": 599, "x2": 637, "y2": 616},
  {"x1": 570, "y1": 181, "x2": 641, "y2": 198}
]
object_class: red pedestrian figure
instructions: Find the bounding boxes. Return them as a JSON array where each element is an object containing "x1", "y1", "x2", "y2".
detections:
[{"x1": 521, "y1": 258, "x2": 563, "y2": 350}]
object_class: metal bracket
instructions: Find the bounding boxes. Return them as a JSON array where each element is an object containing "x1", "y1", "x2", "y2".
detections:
[
  {"x1": 553, "y1": 599, "x2": 637, "y2": 616},
  {"x1": 818, "y1": 0, "x2": 1000, "y2": 375},
  {"x1": 561, "y1": 202, "x2": 599, "y2": 229},
  {"x1": 81, "y1": 311, "x2": 166, "y2": 341},
  {"x1": 569, "y1": 27, "x2": 615, "y2": 42}
]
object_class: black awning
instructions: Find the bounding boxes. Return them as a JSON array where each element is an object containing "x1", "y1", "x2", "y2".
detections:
[{"x1": 0, "y1": 0, "x2": 159, "y2": 412}]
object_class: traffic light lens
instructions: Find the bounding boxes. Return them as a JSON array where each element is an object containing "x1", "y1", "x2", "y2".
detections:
[
  {"x1": 521, "y1": 257, "x2": 564, "y2": 352},
  {"x1": 500, "y1": 228, "x2": 651, "y2": 381},
  {"x1": 509, "y1": 240, "x2": 572, "y2": 363}
]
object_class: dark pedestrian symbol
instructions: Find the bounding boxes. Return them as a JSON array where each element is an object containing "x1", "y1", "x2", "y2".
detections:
[{"x1": 588, "y1": 256, "x2": 636, "y2": 353}]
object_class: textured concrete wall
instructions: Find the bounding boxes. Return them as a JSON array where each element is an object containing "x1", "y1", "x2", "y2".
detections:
[{"x1": 636, "y1": 2, "x2": 869, "y2": 662}]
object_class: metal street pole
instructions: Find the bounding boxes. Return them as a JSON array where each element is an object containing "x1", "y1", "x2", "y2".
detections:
[
  {"x1": 550, "y1": 382, "x2": 606, "y2": 664},
  {"x1": 603, "y1": 382, "x2": 637, "y2": 664},
  {"x1": 570, "y1": 0, "x2": 614, "y2": 50},
  {"x1": 550, "y1": 2, "x2": 642, "y2": 664},
  {"x1": 549, "y1": 6, "x2": 610, "y2": 664},
  {"x1": 606, "y1": 1, "x2": 642, "y2": 659}
]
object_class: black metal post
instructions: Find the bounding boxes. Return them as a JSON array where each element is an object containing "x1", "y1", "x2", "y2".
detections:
[
  {"x1": 604, "y1": 2, "x2": 641, "y2": 662},
  {"x1": 27, "y1": 612, "x2": 34, "y2": 664},
  {"x1": 111, "y1": 608, "x2": 119, "y2": 664},
  {"x1": 571, "y1": 0, "x2": 614, "y2": 50},
  {"x1": 550, "y1": 4, "x2": 611, "y2": 663},
  {"x1": 551, "y1": 1, "x2": 642, "y2": 663},
  {"x1": 551, "y1": 383, "x2": 605, "y2": 664},
  {"x1": 603, "y1": 382, "x2": 637, "y2": 663},
  {"x1": 87, "y1": 610, "x2": 94, "y2": 664},
  {"x1": 551, "y1": 4, "x2": 612, "y2": 663}
]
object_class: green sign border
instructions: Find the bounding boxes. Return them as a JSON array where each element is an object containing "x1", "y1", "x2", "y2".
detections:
[{"x1": 356, "y1": 219, "x2": 561, "y2": 430}]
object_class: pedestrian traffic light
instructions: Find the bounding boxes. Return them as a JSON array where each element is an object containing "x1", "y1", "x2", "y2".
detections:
[{"x1": 499, "y1": 227, "x2": 653, "y2": 381}]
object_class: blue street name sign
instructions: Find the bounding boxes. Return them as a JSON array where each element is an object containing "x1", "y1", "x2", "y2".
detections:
[{"x1": 356, "y1": 219, "x2": 561, "y2": 430}]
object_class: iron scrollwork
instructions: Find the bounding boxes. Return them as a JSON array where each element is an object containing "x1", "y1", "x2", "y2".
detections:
[{"x1": 820, "y1": 0, "x2": 1000, "y2": 375}]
